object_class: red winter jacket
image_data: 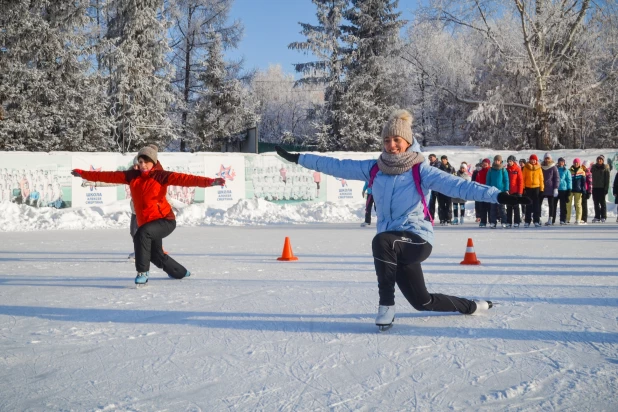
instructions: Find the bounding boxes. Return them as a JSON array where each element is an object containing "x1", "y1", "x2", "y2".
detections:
[
  {"x1": 476, "y1": 166, "x2": 490, "y2": 185},
  {"x1": 506, "y1": 163, "x2": 524, "y2": 195},
  {"x1": 79, "y1": 162, "x2": 216, "y2": 228}
]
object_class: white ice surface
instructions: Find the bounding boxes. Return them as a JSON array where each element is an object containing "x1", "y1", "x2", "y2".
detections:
[{"x1": 1, "y1": 222, "x2": 617, "y2": 411}]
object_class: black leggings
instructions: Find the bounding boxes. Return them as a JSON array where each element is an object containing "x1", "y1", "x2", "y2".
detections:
[
  {"x1": 134, "y1": 218, "x2": 187, "y2": 279},
  {"x1": 371, "y1": 231, "x2": 476, "y2": 314}
]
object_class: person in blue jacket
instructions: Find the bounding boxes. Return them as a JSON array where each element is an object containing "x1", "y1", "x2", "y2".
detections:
[
  {"x1": 275, "y1": 109, "x2": 530, "y2": 330},
  {"x1": 557, "y1": 157, "x2": 572, "y2": 225},
  {"x1": 485, "y1": 154, "x2": 509, "y2": 228}
]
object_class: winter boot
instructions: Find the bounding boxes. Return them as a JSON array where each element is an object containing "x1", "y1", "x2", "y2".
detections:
[
  {"x1": 592, "y1": 218, "x2": 600, "y2": 223},
  {"x1": 375, "y1": 305, "x2": 395, "y2": 331},
  {"x1": 471, "y1": 300, "x2": 493, "y2": 315},
  {"x1": 490, "y1": 223, "x2": 497, "y2": 229},
  {"x1": 135, "y1": 271, "x2": 149, "y2": 285}
]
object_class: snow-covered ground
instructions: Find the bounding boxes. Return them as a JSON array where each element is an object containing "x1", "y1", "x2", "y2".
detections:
[{"x1": 1, "y1": 216, "x2": 617, "y2": 410}]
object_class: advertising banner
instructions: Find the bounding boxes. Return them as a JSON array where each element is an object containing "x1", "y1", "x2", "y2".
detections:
[
  {"x1": 71, "y1": 154, "x2": 121, "y2": 207},
  {"x1": 204, "y1": 155, "x2": 246, "y2": 205},
  {"x1": 0, "y1": 153, "x2": 72, "y2": 208}
]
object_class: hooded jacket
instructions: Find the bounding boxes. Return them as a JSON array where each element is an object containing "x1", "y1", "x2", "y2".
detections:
[
  {"x1": 79, "y1": 162, "x2": 216, "y2": 227},
  {"x1": 541, "y1": 161, "x2": 560, "y2": 195},
  {"x1": 570, "y1": 165, "x2": 586, "y2": 193},
  {"x1": 523, "y1": 163, "x2": 544, "y2": 192},
  {"x1": 557, "y1": 166, "x2": 572, "y2": 191},
  {"x1": 438, "y1": 162, "x2": 456, "y2": 175},
  {"x1": 486, "y1": 164, "x2": 509, "y2": 192},
  {"x1": 298, "y1": 152, "x2": 500, "y2": 245},
  {"x1": 591, "y1": 163, "x2": 610, "y2": 191},
  {"x1": 506, "y1": 163, "x2": 524, "y2": 195}
]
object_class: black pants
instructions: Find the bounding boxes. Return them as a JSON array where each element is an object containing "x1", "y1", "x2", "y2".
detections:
[
  {"x1": 134, "y1": 218, "x2": 187, "y2": 279},
  {"x1": 524, "y1": 188, "x2": 541, "y2": 224},
  {"x1": 437, "y1": 193, "x2": 452, "y2": 223},
  {"x1": 364, "y1": 196, "x2": 374, "y2": 224},
  {"x1": 542, "y1": 195, "x2": 558, "y2": 223},
  {"x1": 371, "y1": 231, "x2": 476, "y2": 314},
  {"x1": 592, "y1": 188, "x2": 607, "y2": 219},
  {"x1": 474, "y1": 201, "x2": 481, "y2": 218},
  {"x1": 478, "y1": 202, "x2": 490, "y2": 224},
  {"x1": 558, "y1": 191, "x2": 570, "y2": 223},
  {"x1": 506, "y1": 203, "x2": 520, "y2": 225},
  {"x1": 130, "y1": 213, "x2": 138, "y2": 238},
  {"x1": 489, "y1": 203, "x2": 506, "y2": 224},
  {"x1": 429, "y1": 192, "x2": 437, "y2": 220},
  {"x1": 582, "y1": 192, "x2": 589, "y2": 222},
  {"x1": 453, "y1": 203, "x2": 465, "y2": 218}
]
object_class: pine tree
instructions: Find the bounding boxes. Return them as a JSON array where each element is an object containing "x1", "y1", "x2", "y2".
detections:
[
  {"x1": 192, "y1": 33, "x2": 257, "y2": 151},
  {"x1": 104, "y1": 0, "x2": 176, "y2": 152},
  {"x1": 337, "y1": 0, "x2": 406, "y2": 151},
  {"x1": 0, "y1": 1, "x2": 112, "y2": 151},
  {"x1": 289, "y1": 0, "x2": 349, "y2": 150}
]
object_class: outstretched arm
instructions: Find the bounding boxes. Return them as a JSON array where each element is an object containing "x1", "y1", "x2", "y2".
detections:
[
  {"x1": 420, "y1": 164, "x2": 530, "y2": 205},
  {"x1": 275, "y1": 146, "x2": 373, "y2": 182},
  {"x1": 73, "y1": 170, "x2": 128, "y2": 185},
  {"x1": 163, "y1": 171, "x2": 224, "y2": 188}
]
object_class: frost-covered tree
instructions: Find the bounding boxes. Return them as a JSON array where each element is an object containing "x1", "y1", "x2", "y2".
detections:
[
  {"x1": 0, "y1": 0, "x2": 112, "y2": 151},
  {"x1": 192, "y1": 33, "x2": 257, "y2": 151},
  {"x1": 337, "y1": 0, "x2": 406, "y2": 151},
  {"x1": 167, "y1": 0, "x2": 242, "y2": 151},
  {"x1": 104, "y1": 0, "x2": 176, "y2": 152},
  {"x1": 251, "y1": 65, "x2": 323, "y2": 145},
  {"x1": 289, "y1": 0, "x2": 349, "y2": 150},
  {"x1": 415, "y1": 0, "x2": 618, "y2": 150}
]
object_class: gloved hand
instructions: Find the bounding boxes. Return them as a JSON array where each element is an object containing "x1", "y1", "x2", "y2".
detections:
[
  {"x1": 586, "y1": 192, "x2": 591, "y2": 200},
  {"x1": 274, "y1": 146, "x2": 300, "y2": 164},
  {"x1": 212, "y1": 178, "x2": 226, "y2": 186},
  {"x1": 553, "y1": 188, "x2": 558, "y2": 198},
  {"x1": 362, "y1": 191, "x2": 366, "y2": 199},
  {"x1": 497, "y1": 192, "x2": 532, "y2": 205},
  {"x1": 71, "y1": 169, "x2": 84, "y2": 177},
  {"x1": 566, "y1": 190, "x2": 571, "y2": 198}
]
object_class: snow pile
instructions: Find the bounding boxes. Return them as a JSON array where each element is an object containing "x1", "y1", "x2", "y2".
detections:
[{"x1": 0, "y1": 199, "x2": 366, "y2": 232}]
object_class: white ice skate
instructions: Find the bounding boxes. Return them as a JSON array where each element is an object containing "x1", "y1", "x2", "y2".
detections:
[
  {"x1": 360, "y1": 222, "x2": 370, "y2": 227},
  {"x1": 471, "y1": 300, "x2": 493, "y2": 315},
  {"x1": 375, "y1": 305, "x2": 395, "y2": 332},
  {"x1": 460, "y1": 217, "x2": 464, "y2": 224}
]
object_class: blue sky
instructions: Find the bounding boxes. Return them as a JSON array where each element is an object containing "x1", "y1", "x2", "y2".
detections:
[{"x1": 225, "y1": 0, "x2": 416, "y2": 77}]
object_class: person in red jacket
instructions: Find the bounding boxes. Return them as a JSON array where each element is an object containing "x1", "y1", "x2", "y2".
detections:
[
  {"x1": 71, "y1": 144, "x2": 225, "y2": 285},
  {"x1": 475, "y1": 158, "x2": 491, "y2": 227},
  {"x1": 505, "y1": 155, "x2": 524, "y2": 227}
]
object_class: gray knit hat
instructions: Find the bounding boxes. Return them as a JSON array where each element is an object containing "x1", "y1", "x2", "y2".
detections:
[
  {"x1": 137, "y1": 144, "x2": 158, "y2": 164},
  {"x1": 381, "y1": 109, "x2": 413, "y2": 145},
  {"x1": 494, "y1": 154, "x2": 502, "y2": 162}
]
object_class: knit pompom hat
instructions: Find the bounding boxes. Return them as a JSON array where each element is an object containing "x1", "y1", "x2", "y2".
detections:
[
  {"x1": 573, "y1": 158, "x2": 581, "y2": 165},
  {"x1": 582, "y1": 160, "x2": 590, "y2": 167},
  {"x1": 381, "y1": 109, "x2": 413, "y2": 145},
  {"x1": 529, "y1": 154, "x2": 538, "y2": 162},
  {"x1": 544, "y1": 152, "x2": 552, "y2": 160},
  {"x1": 137, "y1": 144, "x2": 158, "y2": 164}
]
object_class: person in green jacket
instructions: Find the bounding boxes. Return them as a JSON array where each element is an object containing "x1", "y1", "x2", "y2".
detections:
[{"x1": 486, "y1": 155, "x2": 509, "y2": 228}]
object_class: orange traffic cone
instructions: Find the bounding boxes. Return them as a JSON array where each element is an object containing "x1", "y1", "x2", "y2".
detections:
[
  {"x1": 277, "y1": 237, "x2": 298, "y2": 261},
  {"x1": 460, "y1": 238, "x2": 481, "y2": 265}
]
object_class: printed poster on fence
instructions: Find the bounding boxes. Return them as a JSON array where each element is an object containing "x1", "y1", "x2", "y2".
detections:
[
  {"x1": 71, "y1": 154, "x2": 120, "y2": 207},
  {"x1": 325, "y1": 154, "x2": 373, "y2": 203},
  {"x1": 203, "y1": 155, "x2": 245, "y2": 205}
]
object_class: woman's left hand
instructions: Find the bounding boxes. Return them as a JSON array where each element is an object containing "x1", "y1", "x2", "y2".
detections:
[
  {"x1": 275, "y1": 146, "x2": 300, "y2": 164},
  {"x1": 497, "y1": 192, "x2": 532, "y2": 205}
]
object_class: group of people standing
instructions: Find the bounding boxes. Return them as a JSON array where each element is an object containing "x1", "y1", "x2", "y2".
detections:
[{"x1": 425, "y1": 152, "x2": 614, "y2": 228}]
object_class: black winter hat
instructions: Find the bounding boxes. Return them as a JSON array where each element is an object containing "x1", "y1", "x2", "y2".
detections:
[
  {"x1": 441, "y1": 155, "x2": 448, "y2": 160},
  {"x1": 558, "y1": 157, "x2": 565, "y2": 163},
  {"x1": 507, "y1": 155, "x2": 517, "y2": 162}
]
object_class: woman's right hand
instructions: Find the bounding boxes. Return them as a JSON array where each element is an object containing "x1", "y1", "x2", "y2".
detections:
[{"x1": 275, "y1": 146, "x2": 300, "y2": 164}]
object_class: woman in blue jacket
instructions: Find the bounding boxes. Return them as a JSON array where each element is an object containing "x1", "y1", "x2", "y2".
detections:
[{"x1": 275, "y1": 110, "x2": 530, "y2": 330}]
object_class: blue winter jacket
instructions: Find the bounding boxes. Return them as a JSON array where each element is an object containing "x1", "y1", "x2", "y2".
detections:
[
  {"x1": 485, "y1": 166, "x2": 509, "y2": 192},
  {"x1": 299, "y1": 153, "x2": 500, "y2": 245},
  {"x1": 558, "y1": 166, "x2": 572, "y2": 191}
]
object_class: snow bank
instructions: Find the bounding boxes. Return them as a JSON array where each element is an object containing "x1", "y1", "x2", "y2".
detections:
[{"x1": 0, "y1": 198, "x2": 366, "y2": 232}]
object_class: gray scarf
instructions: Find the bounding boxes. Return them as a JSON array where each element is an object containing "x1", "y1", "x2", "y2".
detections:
[{"x1": 377, "y1": 150, "x2": 425, "y2": 175}]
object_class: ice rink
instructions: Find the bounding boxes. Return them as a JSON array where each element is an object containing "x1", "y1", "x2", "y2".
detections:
[{"x1": 1, "y1": 223, "x2": 617, "y2": 410}]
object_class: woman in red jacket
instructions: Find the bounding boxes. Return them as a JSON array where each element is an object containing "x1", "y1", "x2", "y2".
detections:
[
  {"x1": 506, "y1": 155, "x2": 524, "y2": 227},
  {"x1": 71, "y1": 145, "x2": 225, "y2": 285}
]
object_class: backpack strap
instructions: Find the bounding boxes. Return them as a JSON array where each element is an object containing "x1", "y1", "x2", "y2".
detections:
[
  {"x1": 368, "y1": 162, "x2": 434, "y2": 226},
  {"x1": 412, "y1": 163, "x2": 434, "y2": 226}
]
